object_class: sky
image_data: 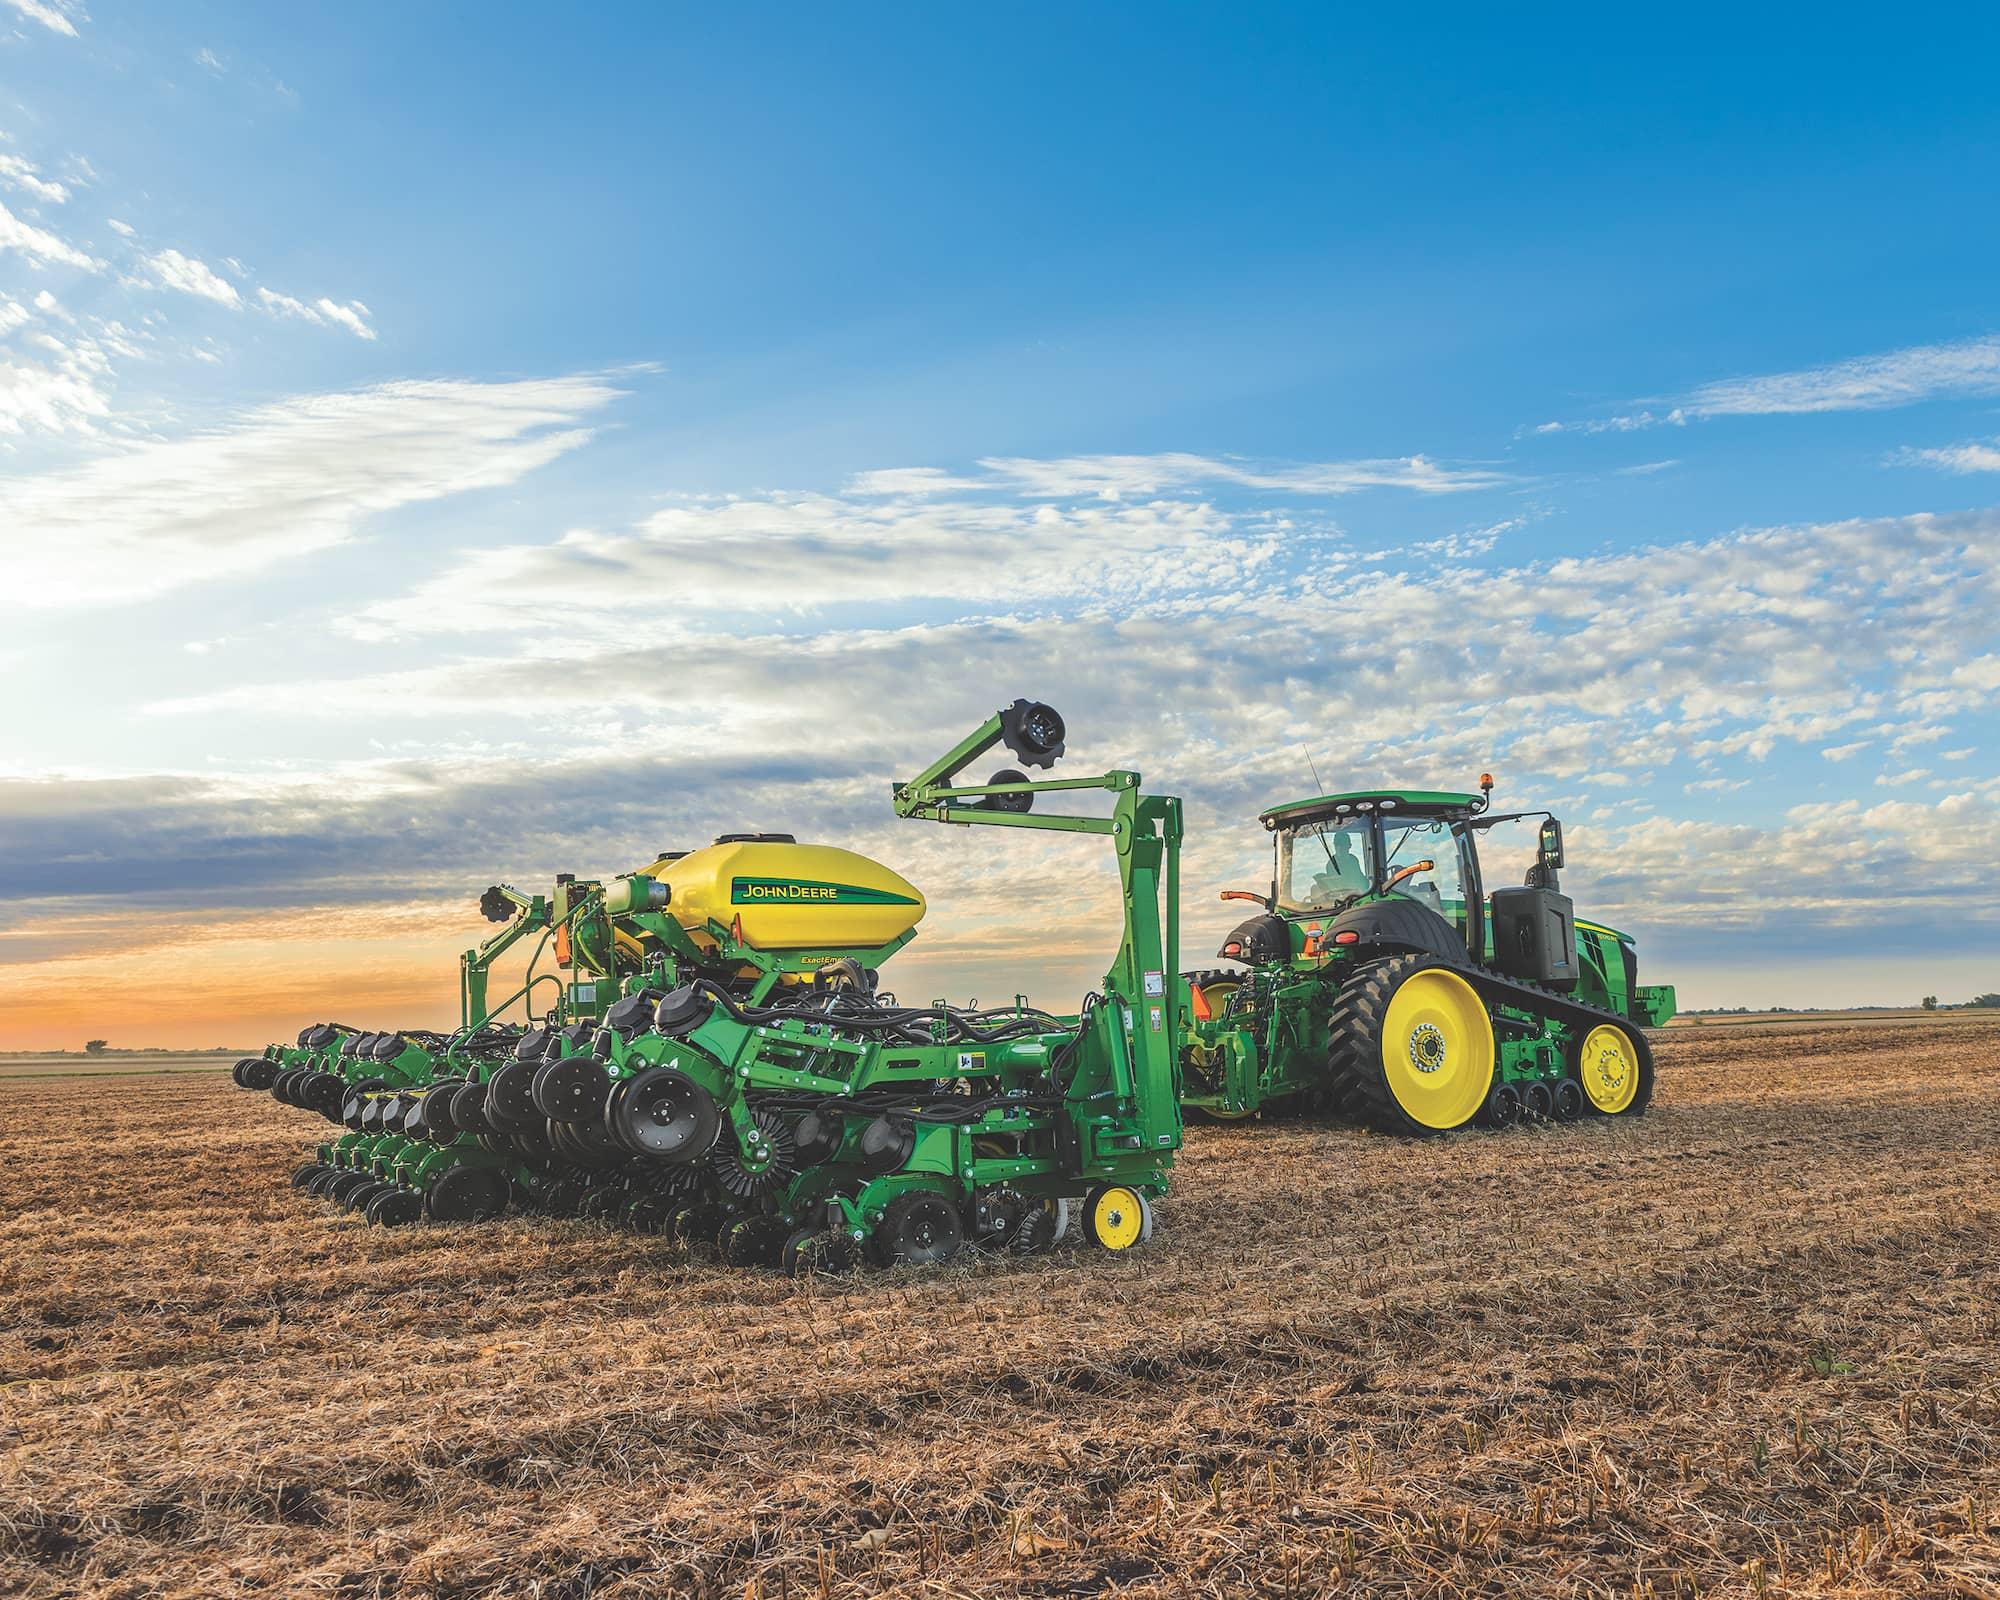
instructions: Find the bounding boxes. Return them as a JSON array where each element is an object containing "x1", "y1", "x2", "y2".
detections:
[{"x1": 3, "y1": 3, "x2": 1999, "y2": 1049}]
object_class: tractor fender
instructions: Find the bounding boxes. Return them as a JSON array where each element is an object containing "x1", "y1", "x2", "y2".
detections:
[
  {"x1": 1323, "y1": 898, "x2": 1466, "y2": 965},
  {"x1": 1217, "y1": 912, "x2": 1290, "y2": 964}
]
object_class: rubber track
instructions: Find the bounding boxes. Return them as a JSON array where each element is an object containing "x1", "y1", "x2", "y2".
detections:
[{"x1": 1323, "y1": 952, "x2": 1656, "y2": 1136}]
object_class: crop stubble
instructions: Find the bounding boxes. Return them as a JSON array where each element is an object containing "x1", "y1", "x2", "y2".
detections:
[{"x1": 2, "y1": 1018, "x2": 1996, "y2": 1597}]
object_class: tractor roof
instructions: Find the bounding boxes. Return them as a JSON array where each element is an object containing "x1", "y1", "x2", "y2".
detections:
[{"x1": 1259, "y1": 789, "x2": 1485, "y2": 830}]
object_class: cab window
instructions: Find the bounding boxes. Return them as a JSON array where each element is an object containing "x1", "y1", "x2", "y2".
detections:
[
  {"x1": 1276, "y1": 821, "x2": 1374, "y2": 912},
  {"x1": 1379, "y1": 816, "x2": 1467, "y2": 934}
]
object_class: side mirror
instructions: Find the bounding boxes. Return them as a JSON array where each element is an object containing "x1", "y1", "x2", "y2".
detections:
[{"x1": 1538, "y1": 819, "x2": 1565, "y2": 872}]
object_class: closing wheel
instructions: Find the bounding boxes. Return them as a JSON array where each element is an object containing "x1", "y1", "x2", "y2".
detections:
[
  {"x1": 613, "y1": 1067, "x2": 721, "y2": 1162},
  {"x1": 291, "y1": 1162, "x2": 325, "y2": 1189},
  {"x1": 783, "y1": 1227, "x2": 859, "y2": 1276},
  {"x1": 1083, "y1": 1184, "x2": 1154, "y2": 1251},
  {"x1": 1572, "y1": 1022, "x2": 1653, "y2": 1117},
  {"x1": 721, "y1": 1214, "x2": 790, "y2": 1268},
  {"x1": 367, "y1": 1187, "x2": 423, "y2": 1227},
  {"x1": 425, "y1": 1164, "x2": 510, "y2": 1223},
  {"x1": 872, "y1": 1190, "x2": 965, "y2": 1267}
]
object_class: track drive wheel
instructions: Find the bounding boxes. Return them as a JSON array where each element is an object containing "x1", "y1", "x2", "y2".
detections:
[
  {"x1": 1571, "y1": 1021, "x2": 1654, "y2": 1118},
  {"x1": 1325, "y1": 956, "x2": 1495, "y2": 1135},
  {"x1": 1082, "y1": 1184, "x2": 1153, "y2": 1251},
  {"x1": 870, "y1": 1190, "x2": 965, "y2": 1268}
]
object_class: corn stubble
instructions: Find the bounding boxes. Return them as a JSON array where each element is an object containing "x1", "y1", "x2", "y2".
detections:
[{"x1": 2, "y1": 1018, "x2": 1997, "y2": 1598}]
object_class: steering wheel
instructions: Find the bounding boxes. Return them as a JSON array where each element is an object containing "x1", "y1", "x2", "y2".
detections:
[{"x1": 1382, "y1": 859, "x2": 1435, "y2": 894}]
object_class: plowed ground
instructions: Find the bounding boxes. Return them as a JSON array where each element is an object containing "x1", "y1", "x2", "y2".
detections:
[{"x1": 3, "y1": 1018, "x2": 1997, "y2": 1599}]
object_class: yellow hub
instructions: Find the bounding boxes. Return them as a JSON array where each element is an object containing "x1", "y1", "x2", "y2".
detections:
[
  {"x1": 1085, "y1": 1184, "x2": 1149, "y2": 1250},
  {"x1": 1379, "y1": 967, "x2": 1494, "y2": 1130},
  {"x1": 1576, "y1": 1023, "x2": 1641, "y2": 1114}
]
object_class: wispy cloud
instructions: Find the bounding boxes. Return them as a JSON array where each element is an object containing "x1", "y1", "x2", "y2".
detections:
[
  {"x1": 1542, "y1": 334, "x2": 2000, "y2": 436},
  {"x1": 974, "y1": 451, "x2": 1507, "y2": 499},
  {"x1": 257, "y1": 286, "x2": 377, "y2": 340},
  {"x1": 2, "y1": 373, "x2": 624, "y2": 606},
  {"x1": 141, "y1": 247, "x2": 241, "y2": 306},
  {"x1": 0, "y1": 152, "x2": 69, "y2": 205},
  {"x1": 1896, "y1": 437, "x2": 2000, "y2": 475},
  {"x1": 1, "y1": 0, "x2": 84, "y2": 37},
  {"x1": 0, "y1": 197, "x2": 100, "y2": 269},
  {"x1": 1688, "y1": 335, "x2": 2000, "y2": 417}
]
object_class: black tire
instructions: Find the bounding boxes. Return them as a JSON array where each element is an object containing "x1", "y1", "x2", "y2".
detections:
[
  {"x1": 871, "y1": 1190, "x2": 965, "y2": 1268},
  {"x1": 1324, "y1": 955, "x2": 1496, "y2": 1137},
  {"x1": 1521, "y1": 1080, "x2": 1554, "y2": 1122}
]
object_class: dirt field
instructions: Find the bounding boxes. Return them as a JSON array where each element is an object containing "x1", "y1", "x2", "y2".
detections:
[{"x1": 3, "y1": 1020, "x2": 1998, "y2": 1599}]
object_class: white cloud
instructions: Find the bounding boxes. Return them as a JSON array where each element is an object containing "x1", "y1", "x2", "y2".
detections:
[
  {"x1": 0, "y1": 153, "x2": 68, "y2": 204},
  {"x1": 0, "y1": 373, "x2": 623, "y2": 606},
  {"x1": 194, "y1": 46, "x2": 225, "y2": 74},
  {"x1": 974, "y1": 450, "x2": 1507, "y2": 499},
  {"x1": 142, "y1": 248, "x2": 241, "y2": 307},
  {"x1": 1820, "y1": 740, "x2": 1872, "y2": 762},
  {"x1": 106, "y1": 217, "x2": 134, "y2": 237},
  {"x1": 0, "y1": 329, "x2": 114, "y2": 435},
  {"x1": 1874, "y1": 769, "x2": 1931, "y2": 787},
  {"x1": 256, "y1": 286, "x2": 377, "y2": 340},
  {"x1": 1688, "y1": 335, "x2": 2000, "y2": 417},
  {"x1": 0, "y1": 298, "x2": 28, "y2": 334},
  {"x1": 0, "y1": 198, "x2": 100, "y2": 269},
  {"x1": 1898, "y1": 438, "x2": 2000, "y2": 475},
  {"x1": 1, "y1": 0, "x2": 83, "y2": 37}
]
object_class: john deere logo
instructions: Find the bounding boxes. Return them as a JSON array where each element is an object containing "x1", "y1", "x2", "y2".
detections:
[{"x1": 731, "y1": 877, "x2": 919, "y2": 906}]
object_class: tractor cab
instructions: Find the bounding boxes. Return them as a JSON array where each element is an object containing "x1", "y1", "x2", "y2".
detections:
[{"x1": 1219, "y1": 789, "x2": 1495, "y2": 967}]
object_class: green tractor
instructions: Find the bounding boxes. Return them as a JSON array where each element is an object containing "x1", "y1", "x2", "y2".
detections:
[{"x1": 1180, "y1": 779, "x2": 1675, "y2": 1135}]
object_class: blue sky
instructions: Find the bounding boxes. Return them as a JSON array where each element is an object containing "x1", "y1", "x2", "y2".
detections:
[{"x1": 3, "y1": 3, "x2": 1999, "y2": 1044}]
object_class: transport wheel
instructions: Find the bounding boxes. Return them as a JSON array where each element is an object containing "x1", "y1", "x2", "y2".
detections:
[
  {"x1": 783, "y1": 1227, "x2": 858, "y2": 1276},
  {"x1": 1521, "y1": 1080, "x2": 1554, "y2": 1122},
  {"x1": 1550, "y1": 1078, "x2": 1586, "y2": 1122},
  {"x1": 367, "y1": 1188, "x2": 423, "y2": 1227},
  {"x1": 1325, "y1": 957, "x2": 1495, "y2": 1135},
  {"x1": 872, "y1": 1191, "x2": 965, "y2": 1267},
  {"x1": 426, "y1": 1165, "x2": 510, "y2": 1223},
  {"x1": 1571, "y1": 1022, "x2": 1654, "y2": 1118},
  {"x1": 291, "y1": 1162, "x2": 325, "y2": 1189},
  {"x1": 614, "y1": 1067, "x2": 721, "y2": 1162},
  {"x1": 1082, "y1": 1185, "x2": 1153, "y2": 1251},
  {"x1": 1478, "y1": 1081, "x2": 1521, "y2": 1129}
]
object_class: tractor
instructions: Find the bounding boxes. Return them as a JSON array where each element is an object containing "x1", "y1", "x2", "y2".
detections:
[{"x1": 1180, "y1": 779, "x2": 1676, "y2": 1135}]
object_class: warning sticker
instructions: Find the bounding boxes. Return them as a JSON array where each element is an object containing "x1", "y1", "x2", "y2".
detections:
[{"x1": 1143, "y1": 970, "x2": 1166, "y2": 997}]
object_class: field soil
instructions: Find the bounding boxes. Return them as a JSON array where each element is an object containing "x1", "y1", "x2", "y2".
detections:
[{"x1": 3, "y1": 1018, "x2": 1998, "y2": 1598}]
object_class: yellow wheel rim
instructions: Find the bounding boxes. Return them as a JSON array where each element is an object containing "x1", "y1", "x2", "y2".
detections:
[
  {"x1": 1380, "y1": 968, "x2": 1494, "y2": 1130},
  {"x1": 1089, "y1": 1186, "x2": 1146, "y2": 1250},
  {"x1": 1577, "y1": 1023, "x2": 1640, "y2": 1114}
]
